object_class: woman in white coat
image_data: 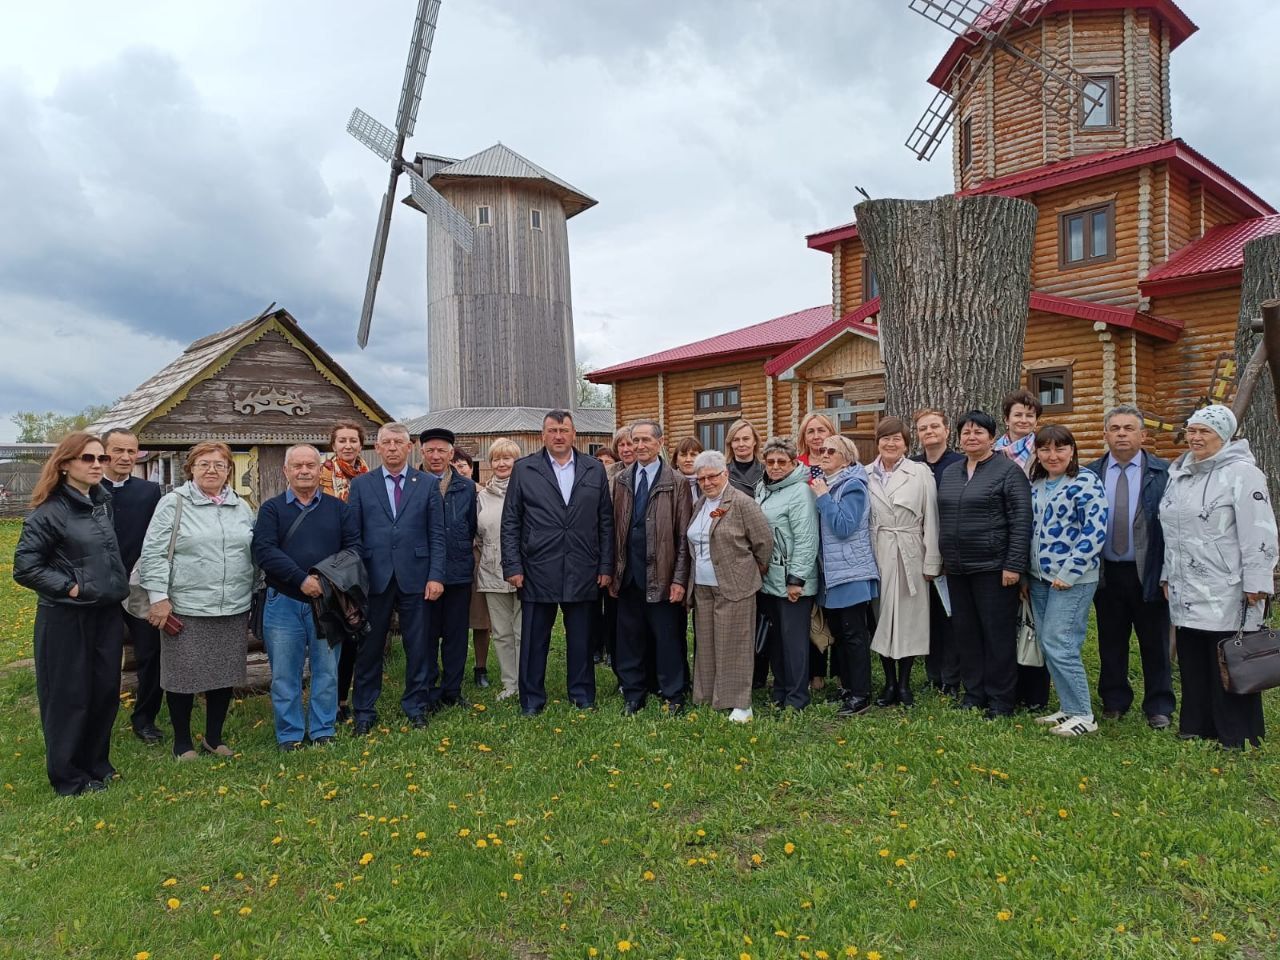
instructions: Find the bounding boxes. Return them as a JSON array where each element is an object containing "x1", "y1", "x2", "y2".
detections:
[
  {"x1": 475, "y1": 438, "x2": 522, "y2": 700},
  {"x1": 868, "y1": 417, "x2": 941, "y2": 707}
]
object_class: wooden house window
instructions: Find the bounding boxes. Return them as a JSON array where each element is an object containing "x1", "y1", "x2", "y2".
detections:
[
  {"x1": 960, "y1": 116, "x2": 974, "y2": 170},
  {"x1": 530, "y1": 209, "x2": 543, "y2": 230},
  {"x1": 695, "y1": 385, "x2": 740, "y2": 414},
  {"x1": 1080, "y1": 75, "x2": 1116, "y2": 129},
  {"x1": 1030, "y1": 366, "x2": 1073, "y2": 413},
  {"x1": 825, "y1": 391, "x2": 858, "y2": 432},
  {"x1": 476, "y1": 206, "x2": 491, "y2": 226},
  {"x1": 697, "y1": 419, "x2": 737, "y2": 453},
  {"x1": 1059, "y1": 202, "x2": 1114, "y2": 268},
  {"x1": 862, "y1": 258, "x2": 879, "y2": 303}
]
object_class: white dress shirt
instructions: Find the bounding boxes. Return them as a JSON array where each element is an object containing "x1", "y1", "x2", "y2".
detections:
[
  {"x1": 688, "y1": 496, "x2": 721, "y2": 587},
  {"x1": 549, "y1": 451, "x2": 576, "y2": 505}
]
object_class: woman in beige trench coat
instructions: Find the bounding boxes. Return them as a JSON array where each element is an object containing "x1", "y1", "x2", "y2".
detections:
[{"x1": 867, "y1": 418, "x2": 941, "y2": 707}]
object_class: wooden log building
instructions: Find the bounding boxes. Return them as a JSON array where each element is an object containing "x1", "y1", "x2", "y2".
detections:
[
  {"x1": 588, "y1": 0, "x2": 1279, "y2": 462},
  {"x1": 86, "y1": 306, "x2": 391, "y2": 506}
]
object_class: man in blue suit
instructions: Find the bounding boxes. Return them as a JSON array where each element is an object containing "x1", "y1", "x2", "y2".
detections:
[
  {"x1": 346, "y1": 422, "x2": 446, "y2": 734},
  {"x1": 501, "y1": 410, "x2": 614, "y2": 715}
]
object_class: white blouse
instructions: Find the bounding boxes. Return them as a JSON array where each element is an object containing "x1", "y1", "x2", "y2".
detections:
[{"x1": 687, "y1": 496, "x2": 721, "y2": 587}]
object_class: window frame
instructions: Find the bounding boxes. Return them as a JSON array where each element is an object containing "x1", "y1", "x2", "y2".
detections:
[
  {"x1": 1058, "y1": 201, "x2": 1115, "y2": 269},
  {"x1": 1079, "y1": 74, "x2": 1117, "y2": 130},
  {"x1": 862, "y1": 257, "x2": 880, "y2": 303},
  {"x1": 475, "y1": 205, "x2": 491, "y2": 227},
  {"x1": 825, "y1": 390, "x2": 859, "y2": 433},
  {"x1": 694, "y1": 384, "x2": 741, "y2": 415},
  {"x1": 960, "y1": 115, "x2": 974, "y2": 170},
  {"x1": 696, "y1": 419, "x2": 737, "y2": 453},
  {"x1": 530, "y1": 208, "x2": 543, "y2": 231},
  {"x1": 1029, "y1": 366, "x2": 1073, "y2": 414}
]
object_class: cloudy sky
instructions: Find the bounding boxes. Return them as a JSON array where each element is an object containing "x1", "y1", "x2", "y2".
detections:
[{"x1": 1, "y1": 0, "x2": 1276, "y2": 439}]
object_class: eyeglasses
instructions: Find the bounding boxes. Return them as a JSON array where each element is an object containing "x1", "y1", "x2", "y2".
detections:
[
  {"x1": 696, "y1": 471, "x2": 726, "y2": 483},
  {"x1": 194, "y1": 461, "x2": 229, "y2": 473},
  {"x1": 75, "y1": 454, "x2": 111, "y2": 465},
  {"x1": 818, "y1": 447, "x2": 841, "y2": 456}
]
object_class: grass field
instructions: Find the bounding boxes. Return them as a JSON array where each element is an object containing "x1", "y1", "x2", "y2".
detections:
[{"x1": 0, "y1": 518, "x2": 1277, "y2": 959}]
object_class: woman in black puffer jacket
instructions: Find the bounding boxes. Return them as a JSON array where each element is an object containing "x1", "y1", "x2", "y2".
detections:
[{"x1": 13, "y1": 431, "x2": 129, "y2": 796}]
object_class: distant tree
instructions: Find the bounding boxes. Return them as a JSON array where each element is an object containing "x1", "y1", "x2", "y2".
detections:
[
  {"x1": 576, "y1": 362, "x2": 612, "y2": 409},
  {"x1": 11, "y1": 403, "x2": 114, "y2": 443}
]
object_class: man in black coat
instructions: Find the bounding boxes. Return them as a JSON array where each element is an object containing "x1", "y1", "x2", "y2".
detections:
[
  {"x1": 501, "y1": 410, "x2": 614, "y2": 715},
  {"x1": 1085, "y1": 405, "x2": 1175, "y2": 729},
  {"x1": 99, "y1": 428, "x2": 164, "y2": 744}
]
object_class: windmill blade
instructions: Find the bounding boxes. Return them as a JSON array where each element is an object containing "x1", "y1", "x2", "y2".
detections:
[
  {"x1": 395, "y1": 0, "x2": 442, "y2": 139},
  {"x1": 406, "y1": 169, "x2": 474, "y2": 253},
  {"x1": 1001, "y1": 36, "x2": 1107, "y2": 118},
  {"x1": 357, "y1": 166, "x2": 403, "y2": 348},
  {"x1": 908, "y1": 0, "x2": 1047, "y2": 41},
  {"x1": 347, "y1": 108, "x2": 400, "y2": 163},
  {"x1": 905, "y1": 45, "x2": 988, "y2": 160}
]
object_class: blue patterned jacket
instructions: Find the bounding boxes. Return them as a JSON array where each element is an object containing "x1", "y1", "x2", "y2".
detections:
[{"x1": 1029, "y1": 470, "x2": 1109, "y2": 586}]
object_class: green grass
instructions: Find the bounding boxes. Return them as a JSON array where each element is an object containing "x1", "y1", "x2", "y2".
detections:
[
  {"x1": 0, "y1": 519, "x2": 37, "y2": 664},
  {"x1": 0, "y1": 518, "x2": 1278, "y2": 959}
]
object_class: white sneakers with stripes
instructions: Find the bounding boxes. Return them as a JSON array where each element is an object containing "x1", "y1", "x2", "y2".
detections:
[
  {"x1": 729, "y1": 707, "x2": 754, "y2": 723},
  {"x1": 1036, "y1": 711, "x2": 1069, "y2": 726},
  {"x1": 1050, "y1": 715, "x2": 1098, "y2": 737}
]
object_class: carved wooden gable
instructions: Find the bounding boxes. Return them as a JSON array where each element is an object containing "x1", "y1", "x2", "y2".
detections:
[{"x1": 139, "y1": 322, "x2": 384, "y2": 444}]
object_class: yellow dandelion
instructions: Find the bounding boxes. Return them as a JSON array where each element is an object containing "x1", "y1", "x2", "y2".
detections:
[
  {"x1": 997, "y1": 910, "x2": 1012, "y2": 922},
  {"x1": 642, "y1": 870, "x2": 655, "y2": 881},
  {"x1": 271, "y1": 835, "x2": 283, "y2": 845},
  {"x1": 239, "y1": 906, "x2": 252, "y2": 917},
  {"x1": 651, "y1": 801, "x2": 661, "y2": 809},
  {"x1": 477, "y1": 744, "x2": 492, "y2": 752},
  {"x1": 162, "y1": 878, "x2": 177, "y2": 887},
  {"x1": 589, "y1": 950, "x2": 599, "y2": 958},
  {"x1": 359, "y1": 852, "x2": 375, "y2": 866},
  {"x1": 816, "y1": 952, "x2": 830, "y2": 960},
  {"x1": 1211, "y1": 932, "x2": 1227, "y2": 943},
  {"x1": 775, "y1": 930, "x2": 789, "y2": 939},
  {"x1": 894, "y1": 858, "x2": 907, "y2": 867},
  {"x1": 909, "y1": 899, "x2": 918, "y2": 909},
  {"x1": 878, "y1": 848, "x2": 890, "y2": 858},
  {"x1": 165, "y1": 898, "x2": 180, "y2": 910},
  {"x1": 801, "y1": 900, "x2": 813, "y2": 909},
  {"x1": 1058, "y1": 809, "x2": 1069, "y2": 819},
  {"x1": 784, "y1": 842, "x2": 796, "y2": 855},
  {"x1": 1190, "y1": 936, "x2": 1201, "y2": 944},
  {"x1": 867, "y1": 953, "x2": 882, "y2": 960},
  {"x1": 946, "y1": 849, "x2": 956, "y2": 859},
  {"x1": 458, "y1": 828, "x2": 471, "y2": 837},
  {"x1": 135, "y1": 953, "x2": 151, "y2": 960},
  {"x1": 844, "y1": 949, "x2": 858, "y2": 958},
  {"x1": 355, "y1": 917, "x2": 368, "y2": 925},
  {"x1": 740, "y1": 954, "x2": 752, "y2": 960},
  {"x1": 416, "y1": 831, "x2": 427, "y2": 840},
  {"x1": 476, "y1": 839, "x2": 488, "y2": 848},
  {"x1": 617, "y1": 940, "x2": 632, "y2": 952}
]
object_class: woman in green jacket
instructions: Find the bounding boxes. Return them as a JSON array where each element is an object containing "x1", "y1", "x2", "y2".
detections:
[
  {"x1": 140, "y1": 441, "x2": 255, "y2": 759},
  {"x1": 756, "y1": 437, "x2": 820, "y2": 711}
]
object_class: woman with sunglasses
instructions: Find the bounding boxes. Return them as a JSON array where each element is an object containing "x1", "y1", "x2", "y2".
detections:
[
  {"x1": 812, "y1": 435, "x2": 880, "y2": 718},
  {"x1": 139, "y1": 441, "x2": 255, "y2": 760},
  {"x1": 14, "y1": 432, "x2": 130, "y2": 795}
]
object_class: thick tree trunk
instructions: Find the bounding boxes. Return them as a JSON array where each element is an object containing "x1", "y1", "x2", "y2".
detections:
[
  {"x1": 855, "y1": 195, "x2": 1038, "y2": 425},
  {"x1": 1233, "y1": 234, "x2": 1280, "y2": 507}
]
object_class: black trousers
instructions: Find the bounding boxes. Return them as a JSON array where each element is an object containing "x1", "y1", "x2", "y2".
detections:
[
  {"x1": 520, "y1": 600, "x2": 596, "y2": 713},
  {"x1": 425, "y1": 583, "x2": 471, "y2": 706},
  {"x1": 761, "y1": 593, "x2": 813, "y2": 710},
  {"x1": 753, "y1": 592, "x2": 772, "y2": 687},
  {"x1": 1094, "y1": 561, "x2": 1175, "y2": 718},
  {"x1": 354, "y1": 585, "x2": 426, "y2": 724},
  {"x1": 615, "y1": 584, "x2": 688, "y2": 706},
  {"x1": 949, "y1": 571, "x2": 1019, "y2": 714},
  {"x1": 337, "y1": 638, "x2": 356, "y2": 705},
  {"x1": 34, "y1": 603, "x2": 123, "y2": 795},
  {"x1": 1176, "y1": 627, "x2": 1264, "y2": 748},
  {"x1": 1016, "y1": 664, "x2": 1051, "y2": 709},
  {"x1": 123, "y1": 609, "x2": 163, "y2": 729},
  {"x1": 925, "y1": 582, "x2": 960, "y2": 688},
  {"x1": 825, "y1": 602, "x2": 872, "y2": 699}
]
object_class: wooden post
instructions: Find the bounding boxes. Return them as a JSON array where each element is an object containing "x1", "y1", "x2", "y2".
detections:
[
  {"x1": 1233, "y1": 237, "x2": 1280, "y2": 506},
  {"x1": 854, "y1": 195, "x2": 1038, "y2": 423}
]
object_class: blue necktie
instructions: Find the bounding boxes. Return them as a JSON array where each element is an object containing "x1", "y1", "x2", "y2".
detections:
[
  {"x1": 633, "y1": 466, "x2": 650, "y2": 521},
  {"x1": 391, "y1": 474, "x2": 403, "y2": 517}
]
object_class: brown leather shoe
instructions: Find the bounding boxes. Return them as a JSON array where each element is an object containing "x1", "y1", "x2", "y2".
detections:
[
  {"x1": 200, "y1": 740, "x2": 233, "y2": 758},
  {"x1": 1147, "y1": 714, "x2": 1171, "y2": 730}
]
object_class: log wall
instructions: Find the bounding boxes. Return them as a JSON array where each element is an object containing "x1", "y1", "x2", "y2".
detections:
[
  {"x1": 836, "y1": 238, "x2": 868, "y2": 318},
  {"x1": 1022, "y1": 310, "x2": 1109, "y2": 456}
]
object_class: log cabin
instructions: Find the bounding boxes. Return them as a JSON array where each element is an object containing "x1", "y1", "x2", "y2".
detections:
[{"x1": 588, "y1": 0, "x2": 1278, "y2": 462}]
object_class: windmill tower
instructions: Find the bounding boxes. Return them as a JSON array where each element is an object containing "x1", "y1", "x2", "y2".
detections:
[{"x1": 414, "y1": 144, "x2": 597, "y2": 413}]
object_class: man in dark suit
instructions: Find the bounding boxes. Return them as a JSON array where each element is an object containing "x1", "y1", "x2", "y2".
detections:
[
  {"x1": 501, "y1": 410, "x2": 614, "y2": 715},
  {"x1": 610, "y1": 419, "x2": 692, "y2": 715},
  {"x1": 99, "y1": 428, "x2": 164, "y2": 744},
  {"x1": 1085, "y1": 404, "x2": 1175, "y2": 730},
  {"x1": 419, "y1": 427, "x2": 478, "y2": 712},
  {"x1": 346, "y1": 423, "x2": 445, "y2": 734}
]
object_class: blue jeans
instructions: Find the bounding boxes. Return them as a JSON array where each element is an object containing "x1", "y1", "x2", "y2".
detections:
[
  {"x1": 263, "y1": 590, "x2": 339, "y2": 743},
  {"x1": 1028, "y1": 578, "x2": 1097, "y2": 718}
]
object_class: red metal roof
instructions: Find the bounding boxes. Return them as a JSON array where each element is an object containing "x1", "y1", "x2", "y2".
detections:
[
  {"x1": 1029, "y1": 291, "x2": 1183, "y2": 341},
  {"x1": 958, "y1": 139, "x2": 1275, "y2": 217},
  {"x1": 928, "y1": 0, "x2": 1197, "y2": 90},
  {"x1": 1140, "y1": 214, "x2": 1280, "y2": 296},
  {"x1": 586, "y1": 304, "x2": 833, "y2": 383},
  {"x1": 765, "y1": 298, "x2": 882, "y2": 377},
  {"x1": 806, "y1": 221, "x2": 860, "y2": 253}
]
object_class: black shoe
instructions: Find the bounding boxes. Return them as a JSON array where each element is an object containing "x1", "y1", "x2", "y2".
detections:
[
  {"x1": 353, "y1": 720, "x2": 374, "y2": 736},
  {"x1": 311, "y1": 735, "x2": 335, "y2": 746},
  {"x1": 623, "y1": 700, "x2": 645, "y2": 716},
  {"x1": 336, "y1": 704, "x2": 351, "y2": 724},
  {"x1": 663, "y1": 701, "x2": 684, "y2": 717},
  {"x1": 571, "y1": 700, "x2": 596, "y2": 710},
  {"x1": 132, "y1": 723, "x2": 163, "y2": 745},
  {"x1": 940, "y1": 683, "x2": 961, "y2": 698},
  {"x1": 836, "y1": 696, "x2": 871, "y2": 718},
  {"x1": 442, "y1": 695, "x2": 472, "y2": 709},
  {"x1": 83, "y1": 780, "x2": 108, "y2": 793},
  {"x1": 1147, "y1": 714, "x2": 1171, "y2": 730},
  {"x1": 984, "y1": 708, "x2": 1014, "y2": 720},
  {"x1": 875, "y1": 684, "x2": 900, "y2": 708},
  {"x1": 522, "y1": 706, "x2": 544, "y2": 717},
  {"x1": 1177, "y1": 731, "x2": 1198, "y2": 741},
  {"x1": 1102, "y1": 709, "x2": 1124, "y2": 720},
  {"x1": 279, "y1": 741, "x2": 304, "y2": 753},
  {"x1": 474, "y1": 667, "x2": 490, "y2": 688},
  {"x1": 898, "y1": 683, "x2": 915, "y2": 708},
  {"x1": 410, "y1": 715, "x2": 429, "y2": 729}
]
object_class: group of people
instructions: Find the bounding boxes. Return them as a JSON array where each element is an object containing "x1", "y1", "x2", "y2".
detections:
[{"x1": 10, "y1": 393, "x2": 1277, "y2": 796}]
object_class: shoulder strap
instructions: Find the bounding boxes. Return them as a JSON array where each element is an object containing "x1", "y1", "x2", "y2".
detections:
[
  {"x1": 167, "y1": 494, "x2": 184, "y2": 564},
  {"x1": 282, "y1": 500, "x2": 311, "y2": 548}
]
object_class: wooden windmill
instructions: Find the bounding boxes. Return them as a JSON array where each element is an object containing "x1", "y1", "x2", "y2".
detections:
[{"x1": 905, "y1": 0, "x2": 1107, "y2": 161}]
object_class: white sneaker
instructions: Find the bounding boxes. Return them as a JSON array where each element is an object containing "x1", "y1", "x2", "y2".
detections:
[
  {"x1": 1036, "y1": 710, "x2": 1070, "y2": 726},
  {"x1": 729, "y1": 707, "x2": 754, "y2": 724},
  {"x1": 1051, "y1": 715, "x2": 1098, "y2": 737}
]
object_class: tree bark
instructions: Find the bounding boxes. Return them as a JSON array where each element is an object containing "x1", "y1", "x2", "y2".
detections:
[
  {"x1": 855, "y1": 195, "x2": 1039, "y2": 425},
  {"x1": 1233, "y1": 234, "x2": 1280, "y2": 507}
]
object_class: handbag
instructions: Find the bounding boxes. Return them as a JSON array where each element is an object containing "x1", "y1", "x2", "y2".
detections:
[
  {"x1": 123, "y1": 495, "x2": 184, "y2": 619},
  {"x1": 1217, "y1": 600, "x2": 1280, "y2": 695},
  {"x1": 248, "y1": 506, "x2": 312, "y2": 639},
  {"x1": 1016, "y1": 595, "x2": 1044, "y2": 668}
]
